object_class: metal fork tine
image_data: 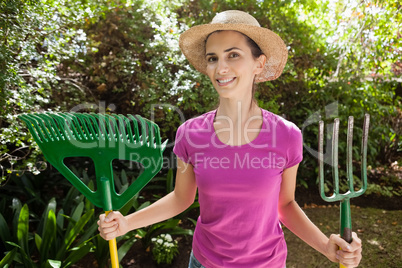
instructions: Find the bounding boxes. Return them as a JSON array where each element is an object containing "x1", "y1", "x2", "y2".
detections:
[
  {"x1": 332, "y1": 118, "x2": 340, "y2": 196},
  {"x1": 346, "y1": 116, "x2": 354, "y2": 193},
  {"x1": 318, "y1": 120, "x2": 328, "y2": 200},
  {"x1": 361, "y1": 114, "x2": 370, "y2": 191}
]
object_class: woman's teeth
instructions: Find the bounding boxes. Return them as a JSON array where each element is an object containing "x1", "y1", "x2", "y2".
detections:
[{"x1": 218, "y1": 78, "x2": 235, "y2": 83}]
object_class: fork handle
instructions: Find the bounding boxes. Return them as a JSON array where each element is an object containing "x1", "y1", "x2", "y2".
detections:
[{"x1": 340, "y1": 199, "x2": 352, "y2": 268}]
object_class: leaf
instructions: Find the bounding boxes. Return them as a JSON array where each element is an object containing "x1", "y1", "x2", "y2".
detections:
[
  {"x1": 62, "y1": 242, "x2": 93, "y2": 267},
  {"x1": 17, "y1": 204, "x2": 29, "y2": 254},
  {"x1": 35, "y1": 233, "x2": 42, "y2": 251},
  {"x1": 65, "y1": 202, "x2": 84, "y2": 235},
  {"x1": 44, "y1": 259, "x2": 61, "y2": 268},
  {"x1": 57, "y1": 209, "x2": 94, "y2": 259},
  {"x1": 56, "y1": 209, "x2": 65, "y2": 230},
  {"x1": 40, "y1": 209, "x2": 56, "y2": 263},
  {"x1": 0, "y1": 213, "x2": 12, "y2": 244},
  {"x1": 118, "y1": 236, "x2": 138, "y2": 262},
  {"x1": 0, "y1": 248, "x2": 18, "y2": 267}
]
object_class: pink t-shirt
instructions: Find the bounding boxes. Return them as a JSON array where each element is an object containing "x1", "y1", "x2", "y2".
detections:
[{"x1": 173, "y1": 109, "x2": 303, "y2": 268}]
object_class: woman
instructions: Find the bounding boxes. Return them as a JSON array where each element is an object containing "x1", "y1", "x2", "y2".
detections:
[{"x1": 98, "y1": 10, "x2": 362, "y2": 268}]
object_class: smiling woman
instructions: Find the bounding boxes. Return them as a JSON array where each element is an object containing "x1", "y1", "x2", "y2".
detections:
[{"x1": 98, "y1": 10, "x2": 363, "y2": 268}]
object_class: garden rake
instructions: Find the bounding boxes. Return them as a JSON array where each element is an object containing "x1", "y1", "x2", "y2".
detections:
[
  {"x1": 318, "y1": 114, "x2": 369, "y2": 268},
  {"x1": 19, "y1": 112, "x2": 167, "y2": 268}
]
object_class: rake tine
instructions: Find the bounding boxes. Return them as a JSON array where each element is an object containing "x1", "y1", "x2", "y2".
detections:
[
  {"x1": 346, "y1": 116, "x2": 354, "y2": 194},
  {"x1": 48, "y1": 113, "x2": 70, "y2": 140},
  {"x1": 114, "y1": 114, "x2": 128, "y2": 143},
  {"x1": 75, "y1": 114, "x2": 93, "y2": 141},
  {"x1": 88, "y1": 113, "x2": 104, "y2": 141},
  {"x1": 31, "y1": 114, "x2": 56, "y2": 142},
  {"x1": 59, "y1": 113, "x2": 81, "y2": 140},
  {"x1": 93, "y1": 113, "x2": 108, "y2": 141},
  {"x1": 20, "y1": 114, "x2": 46, "y2": 143},
  {"x1": 332, "y1": 118, "x2": 340, "y2": 197},
  {"x1": 154, "y1": 124, "x2": 161, "y2": 148},
  {"x1": 71, "y1": 113, "x2": 88, "y2": 140},
  {"x1": 147, "y1": 121, "x2": 155, "y2": 148},
  {"x1": 61, "y1": 113, "x2": 82, "y2": 140},
  {"x1": 111, "y1": 115, "x2": 124, "y2": 142},
  {"x1": 127, "y1": 115, "x2": 140, "y2": 143},
  {"x1": 120, "y1": 115, "x2": 135, "y2": 143},
  {"x1": 41, "y1": 113, "x2": 63, "y2": 141},
  {"x1": 80, "y1": 114, "x2": 98, "y2": 141},
  {"x1": 135, "y1": 115, "x2": 148, "y2": 145},
  {"x1": 104, "y1": 114, "x2": 117, "y2": 142}
]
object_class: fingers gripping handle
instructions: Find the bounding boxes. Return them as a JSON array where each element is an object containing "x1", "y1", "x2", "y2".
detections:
[{"x1": 105, "y1": 210, "x2": 119, "y2": 268}]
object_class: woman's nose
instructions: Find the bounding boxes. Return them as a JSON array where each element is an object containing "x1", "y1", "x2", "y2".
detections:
[{"x1": 216, "y1": 59, "x2": 229, "y2": 74}]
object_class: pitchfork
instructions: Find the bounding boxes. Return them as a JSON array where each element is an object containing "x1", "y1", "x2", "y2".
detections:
[{"x1": 318, "y1": 114, "x2": 370, "y2": 268}]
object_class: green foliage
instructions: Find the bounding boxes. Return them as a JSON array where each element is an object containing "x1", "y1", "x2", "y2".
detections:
[{"x1": 0, "y1": 198, "x2": 94, "y2": 268}]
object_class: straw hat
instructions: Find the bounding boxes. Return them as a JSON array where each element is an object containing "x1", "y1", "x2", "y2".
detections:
[{"x1": 179, "y1": 10, "x2": 288, "y2": 82}]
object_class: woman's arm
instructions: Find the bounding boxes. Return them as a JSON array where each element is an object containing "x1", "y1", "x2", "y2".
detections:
[
  {"x1": 278, "y1": 164, "x2": 362, "y2": 268},
  {"x1": 98, "y1": 158, "x2": 197, "y2": 240}
]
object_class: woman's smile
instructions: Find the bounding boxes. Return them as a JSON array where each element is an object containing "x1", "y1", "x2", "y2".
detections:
[{"x1": 216, "y1": 77, "x2": 236, "y2": 86}]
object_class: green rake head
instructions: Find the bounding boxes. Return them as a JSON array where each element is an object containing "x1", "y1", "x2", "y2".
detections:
[
  {"x1": 19, "y1": 112, "x2": 167, "y2": 211},
  {"x1": 318, "y1": 114, "x2": 370, "y2": 202}
]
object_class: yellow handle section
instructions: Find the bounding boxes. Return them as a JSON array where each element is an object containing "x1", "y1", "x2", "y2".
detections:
[
  {"x1": 339, "y1": 246, "x2": 346, "y2": 268},
  {"x1": 105, "y1": 211, "x2": 119, "y2": 268}
]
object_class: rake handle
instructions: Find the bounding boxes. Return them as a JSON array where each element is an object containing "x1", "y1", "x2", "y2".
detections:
[
  {"x1": 105, "y1": 210, "x2": 119, "y2": 268},
  {"x1": 100, "y1": 178, "x2": 119, "y2": 268}
]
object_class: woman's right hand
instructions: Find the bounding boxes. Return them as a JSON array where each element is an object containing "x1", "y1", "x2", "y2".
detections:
[{"x1": 97, "y1": 211, "x2": 129, "y2": 241}]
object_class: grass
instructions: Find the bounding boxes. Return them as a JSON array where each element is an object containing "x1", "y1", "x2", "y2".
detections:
[{"x1": 284, "y1": 205, "x2": 402, "y2": 268}]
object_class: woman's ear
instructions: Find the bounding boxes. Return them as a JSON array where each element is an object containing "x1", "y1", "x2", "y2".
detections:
[{"x1": 254, "y1": 54, "x2": 267, "y2": 75}]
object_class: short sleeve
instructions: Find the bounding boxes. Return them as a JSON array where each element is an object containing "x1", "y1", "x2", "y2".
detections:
[
  {"x1": 173, "y1": 123, "x2": 190, "y2": 163},
  {"x1": 285, "y1": 124, "x2": 303, "y2": 169}
]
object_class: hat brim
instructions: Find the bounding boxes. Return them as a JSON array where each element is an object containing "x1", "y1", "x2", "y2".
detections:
[{"x1": 179, "y1": 23, "x2": 288, "y2": 82}]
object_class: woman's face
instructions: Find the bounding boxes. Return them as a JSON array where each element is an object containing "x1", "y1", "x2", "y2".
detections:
[{"x1": 205, "y1": 30, "x2": 265, "y2": 100}]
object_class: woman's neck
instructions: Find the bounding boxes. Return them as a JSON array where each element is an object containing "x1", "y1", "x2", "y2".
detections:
[{"x1": 216, "y1": 99, "x2": 260, "y2": 125}]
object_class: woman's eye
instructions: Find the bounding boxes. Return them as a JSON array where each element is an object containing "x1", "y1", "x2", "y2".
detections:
[
  {"x1": 207, "y1": 56, "x2": 217, "y2": 62},
  {"x1": 229, "y1": 53, "x2": 239, "y2": 58}
]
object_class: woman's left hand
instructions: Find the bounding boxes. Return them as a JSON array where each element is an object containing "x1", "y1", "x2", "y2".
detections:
[{"x1": 325, "y1": 232, "x2": 362, "y2": 268}]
